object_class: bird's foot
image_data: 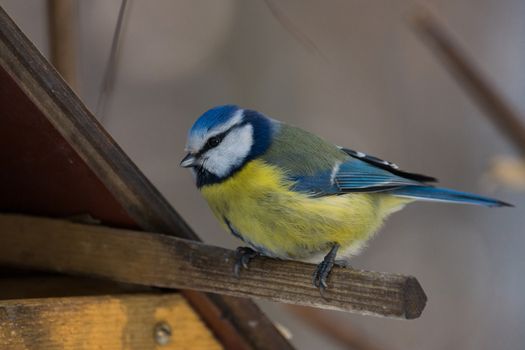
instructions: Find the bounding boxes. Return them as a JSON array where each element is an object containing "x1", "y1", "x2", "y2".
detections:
[
  {"x1": 335, "y1": 259, "x2": 353, "y2": 269},
  {"x1": 312, "y1": 244, "x2": 339, "y2": 296},
  {"x1": 233, "y1": 246, "x2": 259, "y2": 278}
]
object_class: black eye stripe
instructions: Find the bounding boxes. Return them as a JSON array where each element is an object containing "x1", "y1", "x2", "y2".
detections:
[
  {"x1": 196, "y1": 122, "x2": 250, "y2": 157},
  {"x1": 208, "y1": 135, "x2": 222, "y2": 147},
  {"x1": 206, "y1": 132, "x2": 225, "y2": 148},
  {"x1": 197, "y1": 130, "x2": 230, "y2": 155}
]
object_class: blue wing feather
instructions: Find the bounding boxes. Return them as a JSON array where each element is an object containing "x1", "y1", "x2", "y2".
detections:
[
  {"x1": 288, "y1": 150, "x2": 511, "y2": 207},
  {"x1": 391, "y1": 186, "x2": 512, "y2": 207},
  {"x1": 334, "y1": 159, "x2": 421, "y2": 190},
  {"x1": 341, "y1": 148, "x2": 437, "y2": 182},
  {"x1": 290, "y1": 157, "x2": 422, "y2": 196}
]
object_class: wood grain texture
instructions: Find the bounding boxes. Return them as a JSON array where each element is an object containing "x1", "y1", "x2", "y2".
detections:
[
  {"x1": 0, "y1": 274, "x2": 152, "y2": 300},
  {"x1": 0, "y1": 6, "x2": 188, "y2": 236},
  {"x1": 0, "y1": 6, "x2": 292, "y2": 349},
  {"x1": 0, "y1": 293, "x2": 222, "y2": 350},
  {"x1": 0, "y1": 214, "x2": 427, "y2": 319},
  {"x1": 0, "y1": 65, "x2": 135, "y2": 227}
]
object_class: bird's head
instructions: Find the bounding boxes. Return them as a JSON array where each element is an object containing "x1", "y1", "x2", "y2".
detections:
[{"x1": 181, "y1": 105, "x2": 275, "y2": 186}]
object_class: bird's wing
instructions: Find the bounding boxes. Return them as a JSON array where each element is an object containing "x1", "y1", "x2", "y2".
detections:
[
  {"x1": 260, "y1": 124, "x2": 436, "y2": 196},
  {"x1": 334, "y1": 149, "x2": 510, "y2": 206},
  {"x1": 331, "y1": 151, "x2": 429, "y2": 193},
  {"x1": 291, "y1": 152, "x2": 431, "y2": 196},
  {"x1": 340, "y1": 148, "x2": 436, "y2": 183}
]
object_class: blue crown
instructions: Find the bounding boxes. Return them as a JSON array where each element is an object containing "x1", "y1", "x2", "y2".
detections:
[{"x1": 189, "y1": 105, "x2": 240, "y2": 138}]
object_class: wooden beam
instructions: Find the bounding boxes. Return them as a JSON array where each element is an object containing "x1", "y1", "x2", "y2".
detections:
[
  {"x1": 0, "y1": 274, "x2": 152, "y2": 300},
  {"x1": 0, "y1": 214, "x2": 427, "y2": 319},
  {"x1": 0, "y1": 6, "x2": 188, "y2": 236},
  {"x1": 0, "y1": 6, "x2": 292, "y2": 349},
  {"x1": 0, "y1": 293, "x2": 222, "y2": 350}
]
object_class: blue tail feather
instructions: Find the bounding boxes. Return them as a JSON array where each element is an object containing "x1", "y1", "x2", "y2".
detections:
[{"x1": 391, "y1": 186, "x2": 513, "y2": 207}]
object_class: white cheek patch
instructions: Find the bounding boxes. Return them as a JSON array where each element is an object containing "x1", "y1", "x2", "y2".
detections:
[
  {"x1": 203, "y1": 124, "x2": 253, "y2": 177},
  {"x1": 187, "y1": 109, "x2": 244, "y2": 152}
]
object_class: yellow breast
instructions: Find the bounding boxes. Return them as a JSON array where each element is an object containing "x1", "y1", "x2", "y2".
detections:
[{"x1": 200, "y1": 160, "x2": 411, "y2": 261}]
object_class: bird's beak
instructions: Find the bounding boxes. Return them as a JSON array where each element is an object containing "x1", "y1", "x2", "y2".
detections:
[{"x1": 180, "y1": 153, "x2": 197, "y2": 168}]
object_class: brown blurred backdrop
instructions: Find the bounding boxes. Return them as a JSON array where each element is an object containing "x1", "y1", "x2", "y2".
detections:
[{"x1": 2, "y1": 1, "x2": 524, "y2": 349}]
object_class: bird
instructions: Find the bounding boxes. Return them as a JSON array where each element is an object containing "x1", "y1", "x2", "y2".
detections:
[{"x1": 180, "y1": 105, "x2": 511, "y2": 293}]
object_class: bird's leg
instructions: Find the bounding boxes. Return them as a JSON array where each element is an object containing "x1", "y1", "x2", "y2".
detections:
[
  {"x1": 312, "y1": 243, "x2": 339, "y2": 296},
  {"x1": 233, "y1": 246, "x2": 259, "y2": 278}
]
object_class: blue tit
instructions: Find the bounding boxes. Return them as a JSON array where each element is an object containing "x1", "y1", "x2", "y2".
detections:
[{"x1": 181, "y1": 105, "x2": 511, "y2": 292}]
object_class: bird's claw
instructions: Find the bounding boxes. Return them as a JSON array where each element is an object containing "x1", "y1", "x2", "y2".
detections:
[
  {"x1": 335, "y1": 259, "x2": 353, "y2": 269},
  {"x1": 233, "y1": 247, "x2": 258, "y2": 278},
  {"x1": 312, "y1": 259, "x2": 333, "y2": 296},
  {"x1": 312, "y1": 244, "x2": 339, "y2": 297}
]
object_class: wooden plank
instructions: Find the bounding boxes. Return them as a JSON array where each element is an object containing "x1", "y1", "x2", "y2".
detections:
[
  {"x1": 0, "y1": 214, "x2": 427, "y2": 319},
  {"x1": 0, "y1": 5, "x2": 192, "y2": 236},
  {"x1": 0, "y1": 66, "x2": 134, "y2": 227},
  {"x1": 0, "y1": 293, "x2": 222, "y2": 350},
  {"x1": 0, "y1": 6, "x2": 292, "y2": 349},
  {"x1": 0, "y1": 274, "x2": 152, "y2": 300}
]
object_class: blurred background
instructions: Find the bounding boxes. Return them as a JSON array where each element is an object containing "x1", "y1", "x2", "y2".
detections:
[{"x1": 2, "y1": 0, "x2": 524, "y2": 349}]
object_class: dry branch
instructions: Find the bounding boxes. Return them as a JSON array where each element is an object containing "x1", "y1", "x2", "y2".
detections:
[
  {"x1": 0, "y1": 214, "x2": 427, "y2": 319},
  {"x1": 47, "y1": 0, "x2": 77, "y2": 89},
  {"x1": 413, "y1": 11, "x2": 525, "y2": 155}
]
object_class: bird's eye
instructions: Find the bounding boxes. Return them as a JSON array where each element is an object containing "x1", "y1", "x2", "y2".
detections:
[{"x1": 207, "y1": 135, "x2": 222, "y2": 148}]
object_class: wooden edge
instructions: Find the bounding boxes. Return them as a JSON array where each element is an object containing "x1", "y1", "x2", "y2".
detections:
[
  {"x1": 0, "y1": 6, "x2": 293, "y2": 349},
  {"x1": 0, "y1": 274, "x2": 153, "y2": 300},
  {"x1": 0, "y1": 293, "x2": 222, "y2": 350},
  {"x1": 0, "y1": 5, "x2": 192, "y2": 237},
  {"x1": 0, "y1": 214, "x2": 427, "y2": 319}
]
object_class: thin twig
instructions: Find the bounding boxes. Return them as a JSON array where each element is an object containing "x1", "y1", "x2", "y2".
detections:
[
  {"x1": 47, "y1": 0, "x2": 77, "y2": 89},
  {"x1": 96, "y1": 0, "x2": 130, "y2": 121},
  {"x1": 263, "y1": 0, "x2": 326, "y2": 60},
  {"x1": 412, "y1": 10, "x2": 525, "y2": 155}
]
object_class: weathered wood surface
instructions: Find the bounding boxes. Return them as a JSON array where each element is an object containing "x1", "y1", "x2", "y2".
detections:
[
  {"x1": 0, "y1": 274, "x2": 152, "y2": 300},
  {"x1": 0, "y1": 214, "x2": 427, "y2": 319},
  {"x1": 0, "y1": 6, "x2": 292, "y2": 349},
  {"x1": 0, "y1": 293, "x2": 222, "y2": 350}
]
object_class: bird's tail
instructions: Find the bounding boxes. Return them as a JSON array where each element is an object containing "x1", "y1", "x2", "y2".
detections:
[{"x1": 391, "y1": 185, "x2": 512, "y2": 207}]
